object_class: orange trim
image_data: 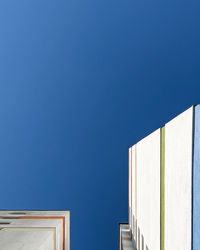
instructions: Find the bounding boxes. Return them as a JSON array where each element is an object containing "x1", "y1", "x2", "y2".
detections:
[{"x1": 122, "y1": 237, "x2": 132, "y2": 241}]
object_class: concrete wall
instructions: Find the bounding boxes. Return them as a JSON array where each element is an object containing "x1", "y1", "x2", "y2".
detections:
[
  {"x1": 165, "y1": 107, "x2": 193, "y2": 250},
  {"x1": 131, "y1": 145, "x2": 136, "y2": 242},
  {"x1": 126, "y1": 106, "x2": 198, "y2": 250},
  {"x1": 137, "y1": 129, "x2": 160, "y2": 250},
  {"x1": 0, "y1": 230, "x2": 54, "y2": 250},
  {"x1": 0, "y1": 218, "x2": 62, "y2": 250}
]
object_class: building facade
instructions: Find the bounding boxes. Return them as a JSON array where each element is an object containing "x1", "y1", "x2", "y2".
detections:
[{"x1": 120, "y1": 105, "x2": 200, "y2": 250}]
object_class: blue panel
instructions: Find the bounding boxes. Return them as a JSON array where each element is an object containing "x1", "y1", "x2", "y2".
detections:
[{"x1": 193, "y1": 105, "x2": 200, "y2": 250}]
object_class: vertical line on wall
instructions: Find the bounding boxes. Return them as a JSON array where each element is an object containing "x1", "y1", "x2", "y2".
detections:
[
  {"x1": 191, "y1": 106, "x2": 195, "y2": 250},
  {"x1": 131, "y1": 147, "x2": 132, "y2": 233},
  {"x1": 131, "y1": 147, "x2": 132, "y2": 210},
  {"x1": 128, "y1": 148, "x2": 130, "y2": 227},
  {"x1": 135, "y1": 144, "x2": 137, "y2": 245},
  {"x1": 131, "y1": 147, "x2": 133, "y2": 211},
  {"x1": 160, "y1": 127, "x2": 165, "y2": 250},
  {"x1": 191, "y1": 105, "x2": 200, "y2": 250}
]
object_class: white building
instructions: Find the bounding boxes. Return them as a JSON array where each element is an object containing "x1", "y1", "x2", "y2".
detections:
[{"x1": 120, "y1": 105, "x2": 200, "y2": 250}]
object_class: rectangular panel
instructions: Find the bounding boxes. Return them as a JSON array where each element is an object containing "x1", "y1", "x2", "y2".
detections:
[
  {"x1": 160, "y1": 127, "x2": 165, "y2": 250},
  {"x1": 3, "y1": 228, "x2": 56, "y2": 250},
  {"x1": 131, "y1": 145, "x2": 136, "y2": 239},
  {"x1": 0, "y1": 210, "x2": 70, "y2": 250},
  {"x1": 0, "y1": 230, "x2": 54, "y2": 250},
  {"x1": 135, "y1": 144, "x2": 138, "y2": 246},
  {"x1": 193, "y1": 105, "x2": 200, "y2": 250},
  {"x1": 0, "y1": 219, "x2": 62, "y2": 250},
  {"x1": 165, "y1": 107, "x2": 193, "y2": 250},
  {"x1": 137, "y1": 129, "x2": 160, "y2": 250}
]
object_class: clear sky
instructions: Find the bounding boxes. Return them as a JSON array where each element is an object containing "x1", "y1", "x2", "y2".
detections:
[{"x1": 0, "y1": 0, "x2": 200, "y2": 249}]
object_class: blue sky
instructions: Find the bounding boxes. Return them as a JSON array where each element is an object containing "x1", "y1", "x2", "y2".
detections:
[{"x1": 0, "y1": 0, "x2": 200, "y2": 249}]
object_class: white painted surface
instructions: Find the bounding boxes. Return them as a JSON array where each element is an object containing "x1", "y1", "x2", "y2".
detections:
[
  {"x1": 0, "y1": 219, "x2": 62, "y2": 250},
  {"x1": 0, "y1": 210, "x2": 70, "y2": 250},
  {"x1": 165, "y1": 107, "x2": 193, "y2": 250},
  {"x1": 0, "y1": 230, "x2": 54, "y2": 250},
  {"x1": 131, "y1": 145, "x2": 136, "y2": 239},
  {"x1": 137, "y1": 129, "x2": 160, "y2": 250},
  {"x1": 2, "y1": 228, "x2": 55, "y2": 250}
]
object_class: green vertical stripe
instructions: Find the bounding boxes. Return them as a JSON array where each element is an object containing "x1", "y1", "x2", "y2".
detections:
[{"x1": 161, "y1": 127, "x2": 165, "y2": 250}]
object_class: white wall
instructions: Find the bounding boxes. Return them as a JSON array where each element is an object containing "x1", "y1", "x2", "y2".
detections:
[
  {"x1": 137, "y1": 129, "x2": 160, "y2": 250},
  {"x1": 165, "y1": 107, "x2": 193, "y2": 250},
  {"x1": 0, "y1": 218, "x2": 62, "y2": 250},
  {"x1": 0, "y1": 229, "x2": 54, "y2": 250},
  {"x1": 131, "y1": 145, "x2": 136, "y2": 240}
]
